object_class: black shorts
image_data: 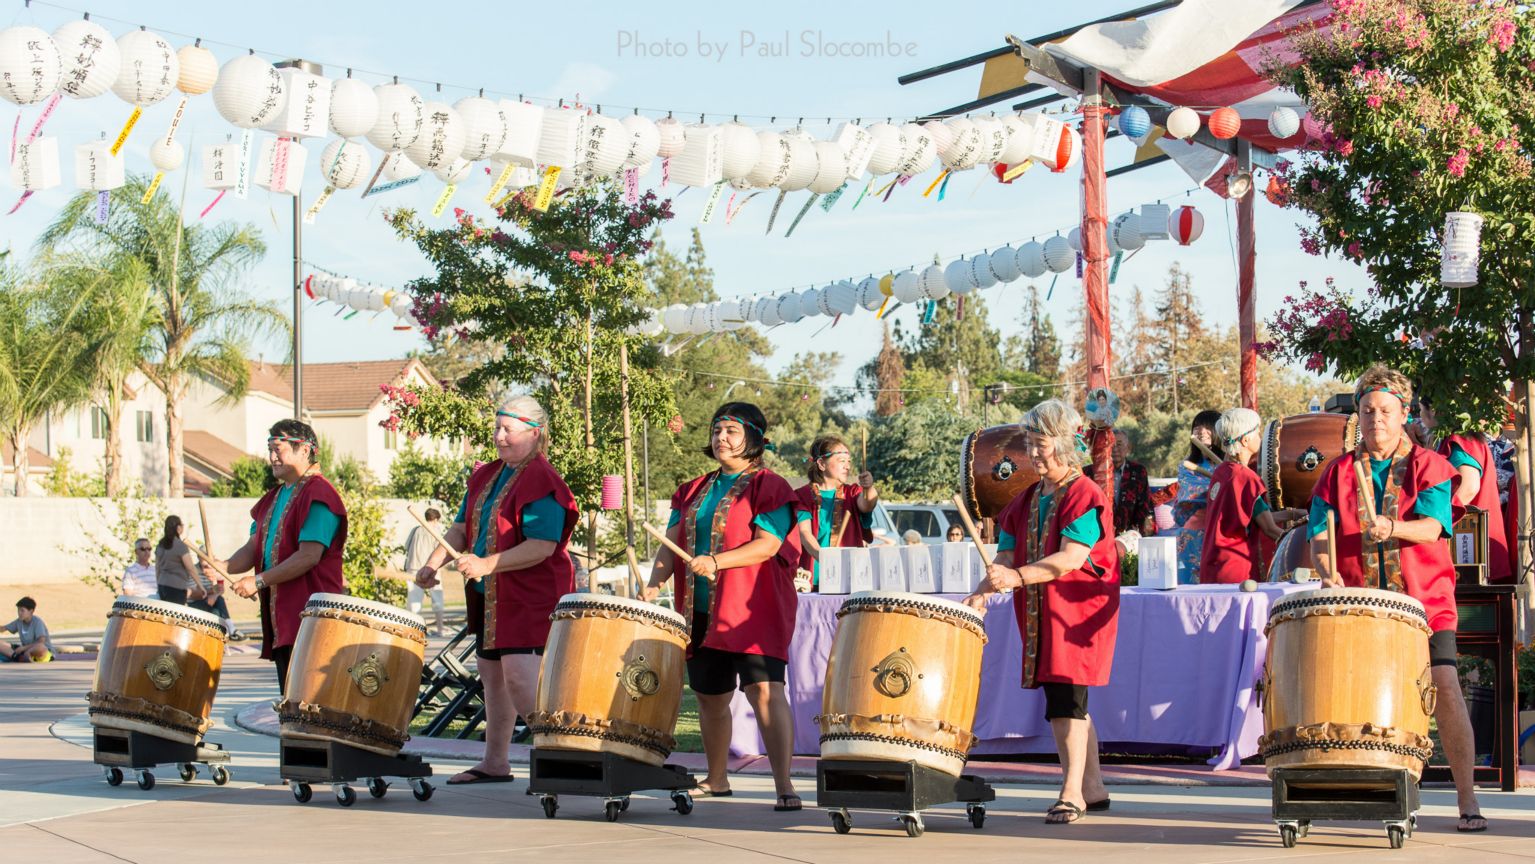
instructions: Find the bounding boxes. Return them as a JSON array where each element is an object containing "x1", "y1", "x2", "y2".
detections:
[
  {"x1": 1041, "y1": 683, "x2": 1089, "y2": 720},
  {"x1": 478, "y1": 645, "x2": 544, "y2": 662},
  {"x1": 1429, "y1": 630, "x2": 1458, "y2": 667},
  {"x1": 686, "y1": 613, "x2": 787, "y2": 695}
]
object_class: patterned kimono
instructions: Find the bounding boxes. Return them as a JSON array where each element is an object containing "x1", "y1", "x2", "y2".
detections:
[{"x1": 1173, "y1": 459, "x2": 1216, "y2": 584}]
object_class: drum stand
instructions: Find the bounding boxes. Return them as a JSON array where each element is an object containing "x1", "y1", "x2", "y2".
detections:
[
  {"x1": 528, "y1": 748, "x2": 697, "y2": 822},
  {"x1": 278, "y1": 737, "x2": 434, "y2": 807},
  {"x1": 1270, "y1": 767, "x2": 1419, "y2": 849},
  {"x1": 817, "y1": 758, "x2": 996, "y2": 838},
  {"x1": 93, "y1": 728, "x2": 232, "y2": 790}
]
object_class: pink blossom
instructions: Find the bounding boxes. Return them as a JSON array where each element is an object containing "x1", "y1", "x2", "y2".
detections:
[
  {"x1": 1346, "y1": 241, "x2": 1362, "y2": 259},
  {"x1": 1337, "y1": 139, "x2": 1354, "y2": 157},
  {"x1": 1447, "y1": 148, "x2": 1470, "y2": 177},
  {"x1": 1491, "y1": 19, "x2": 1517, "y2": 53},
  {"x1": 1366, "y1": 94, "x2": 1382, "y2": 109},
  {"x1": 1300, "y1": 233, "x2": 1322, "y2": 256}
]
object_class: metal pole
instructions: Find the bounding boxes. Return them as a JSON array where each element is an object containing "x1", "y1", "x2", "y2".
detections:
[
  {"x1": 643, "y1": 419, "x2": 651, "y2": 559},
  {"x1": 275, "y1": 59, "x2": 322, "y2": 420}
]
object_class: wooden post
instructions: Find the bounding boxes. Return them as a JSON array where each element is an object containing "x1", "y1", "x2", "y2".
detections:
[
  {"x1": 583, "y1": 305, "x2": 597, "y2": 589},
  {"x1": 620, "y1": 341, "x2": 641, "y2": 598},
  {"x1": 1081, "y1": 67, "x2": 1115, "y2": 507},
  {"x1": 1236, "y1": 139, "x2": 1258, "y2": 411}
]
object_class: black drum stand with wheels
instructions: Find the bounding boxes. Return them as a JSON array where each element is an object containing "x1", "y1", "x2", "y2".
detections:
[
  {"x1": 1270, "y1": 767, "x2": 1419, "y2": 849},
  {"x1": 93, "y1": 728, "x2": 232, "y2": 790},
  {"x1": 279, "y1": 737, "x2": 433, "y2": 807},
  {"x1": 817, "y1": 758, "x2": 995, "y2": 838},
  {"x1": 528, "y1": 748, "x2": 697, "y2": 822}
]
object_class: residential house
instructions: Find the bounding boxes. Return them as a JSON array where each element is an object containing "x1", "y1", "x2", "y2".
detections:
[{"x1": 16, "y1": 371, "x2": 171, "y2": 495}]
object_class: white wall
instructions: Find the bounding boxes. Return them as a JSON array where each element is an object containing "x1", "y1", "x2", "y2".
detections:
[{"x1": 26, "y1": 372, "x2": 171, "y2": 495}]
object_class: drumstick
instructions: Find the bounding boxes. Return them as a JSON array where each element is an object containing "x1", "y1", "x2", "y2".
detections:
[
  {"x1": 1325, "y1": 508, "x2": 1339, "y2": 583},
  {"x1": 197, "y1": 498, "x2": 213, "y2": 555},
  {"x1": 1352, "y1": 457, "x2": 1377, "y2": 528},
  {"x1": 861, "y1": 426, "x2": 868, "y2": 471},
  {"x1": 951, "y1": 493, "x2": 994, "y2": 568},
  {"x1": 186, "y1": 541, "x2": 231, "y2": 581},
  {"x1": 1190, "y1": 435, "x2": 1221, "y2": 465},
  {"x1": 407, "y1": 505, "x2": 477, "y2": 580},
  {"x1": 1181, "y1": 460, "x2": 1213, "y2": 479},
  {"x1": 642, "y1": 522, "x2": 694, "y2": 563}
]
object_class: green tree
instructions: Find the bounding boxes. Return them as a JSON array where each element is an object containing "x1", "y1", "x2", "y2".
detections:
[
  {"x1": 1019, "y1": 282, "x2": 1063, "y2": 380},
  {"x1": 65, "y1": 486, "x2": 167, "y2": 592},
  {"x1": 43, "y1": 446, "x2": 106, "y2": 497},
  {"x1": 868, "y1": 401, "x2": 983, "y2": 499},
  {"x1": 208, "y1": 455, "x2": 275, "y2": 497},
  {"x1": 340, "y1": 488, "x2": 403, "y2": 605},
  {"x1": 866, "y1": 322, "x2": 906, "y2": 416},
  {"x1": 39, "y1": 174, "x2": 286, "y2": 497},
  {"x1": 388, "y1": 443, "x2": 472, "y2": 506}
]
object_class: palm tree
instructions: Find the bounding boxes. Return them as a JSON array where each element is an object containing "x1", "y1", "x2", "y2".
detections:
[{"x1": 39, "y1": 174, "x2": 286, "y2": 497}]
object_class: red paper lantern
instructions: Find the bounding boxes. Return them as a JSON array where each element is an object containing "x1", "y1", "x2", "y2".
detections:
[
  {"x1": 1168, "y1": 205, "x2": 1204, "y2": 246},
  {"x1": 1209, "y1": 107, "x2": 1241, "y2": 140}
]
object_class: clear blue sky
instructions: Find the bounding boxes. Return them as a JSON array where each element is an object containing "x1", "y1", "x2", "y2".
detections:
[{"x1": 4, "y1": 0, "x2": 1358, "y2": 395}]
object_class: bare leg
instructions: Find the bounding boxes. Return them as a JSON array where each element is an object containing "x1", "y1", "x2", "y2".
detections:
[
  {"x1": 743, "y1": 681, "x2": 797, "y2": 799},
  {"x1": 1048, "y1": 716, "x2": 1091, "y2": 823},
  {"x1": 695, "y1": 691, "x2": 735, "y2": 793},
  {"x1": 1082, "y1": 718, "x2": 1107, "y2": 804},
  {"x1": 1431, "y1": 665, "x2": 1486, "y2": 831},
  {"x1": 454, "y1": 658, "x2": 514, "y2": 781}
]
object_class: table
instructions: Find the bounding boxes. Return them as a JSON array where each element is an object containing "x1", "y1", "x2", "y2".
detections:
[{"x1": 729, "y1": 584, "x2": 1307, "y2": 769}]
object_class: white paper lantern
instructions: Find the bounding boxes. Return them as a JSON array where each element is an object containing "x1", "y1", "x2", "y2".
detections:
[
  {"x1": 797, "y1": 287, "x2": 823, "y2": 318},
  {"x1": 175, "y1": 44, "x2": 217, "y2": 95},
  {"x1": 671, "y1": 124, "x2": 723, "y2": 187},
  {"x1": 432, "y1": 157, "x2": 472, "y2": 184},
  {"x1": 833, "y1": 122, "x2": 874, "y2": 180},
  {"x1": 391, "y1": 294, "x2": 415, "y2": 319},
  {"x1": 778, "y1": 132, "x2": 818, "y2": 192},
  {"x1": 681, "y1": 302, "x2": 709, "y2": 334},
  {"x1": 1166, "y1": 106, "x2": 1200, "y2": 140},
  {"x1": 319, "y1": 138, "x2": 371, "y2": 189},
  {"x1": 989, "y1": 245, "x2": 1022, "y2": 283},
  {"x1": 1067, "y1": 227, "x2": 1083, "y2": 252},
  {"x1": 945, "y1": 259, "x2": 976, "y2": 296},
  {"x1": 1441, "y1": 211, "x2": 1483, "y2": 288},
  {"x1": 201, "y1": 142, "x2": 240, "y2": 190},
  {"x1": 255, "y1": 136, "x2": 307, "y2": 195},
  {"x1": 1268, "y1": 106, "x2": 1301, "y2": 140},
  {"x1": 891, "y1": 269, "x2": 922, "y2": 303},
  {"x1": 808, "y1": 140, "x2": 847, "y2": 194},
  {"x1": 53, "y1": 20, "x2": 118, "y2": 100},
  {"x1": 619, "y1": 114, "x2": 660, "y2": 169},
  {"x1": 10, "y1": 136, "x2": 59, "y2": 190},
  {"x1": 756, "y1": 296, "x2": 783, "y2": 327},
  {"x1": 367, "y1": 82, "x2": 424, "y2": 152},
  {"x1": 998, "y1": 114, "x2": 1034, "y2": 164},
  {"x1": 536, "y1": 107, "x2": 584, "y2": 169},
  {"x1": 404, "y1": 101, "x2": 466, "y2": 172},
  {"x1": 826, "y1": 280, "x2": 858, "y2": 316},
  {"x1": 149, "y1": 137, "x2": 184, "y2": 171},
  {"x1": 1139, "y1": 203, "x2": 1171, "y2": 240},
  {"x1": 454, "y1": 96, "x2": 507, "y2": 162},
  {"x1": 855, "y1": 276, "x2": 884, "y2": 311},
  {"x1": 971, "y1": 116, "x2": 1008, "y2": 165},
  {"x1": 213, "y1": 55, "x2": 284, "y2": 129},
  {"x1": 1111, "y1": 213, "x2": 1145, "y2": 251},
  {"x1": 263, "y1": 66, "x2": 329, "y2": 139},
  {"x1": 490, "y1": 100, "x2": 542, "y2": 168},
  {"x1": 922, "y1": 120, "x2": 955, "y2": 155},
  {"x1": 774, "y1": 292, "x2": 804, "y2": 324},
  {"x1": 655, "y1": 117, "x2": 685, "y2": 158},
  {"x1": 894, "y1": 124, "x2": 937, "y2": 176},
  {"x1": 378, "y1": 151, "x2": 421, "y2": 182},
  {"x1": 920, "y1": 263, "x2": 951, "y2": 300},
  {"x1": 0, "y1": 26, "x2": 61, "y2": 106},
  {"x1": 1016, "y1": 241, "x2": 1047, "y2": 278},
  {"x1": 739, "y1": 296, "x2": 762, "y2": 323},
  {"x1": 938, "y1": 118, "x2": 982, "y2": 170},
  {"x1": 970, "y1": 253, "x2": 999, "y2": 290},
  {"x1": 1042, "y1": 236, "x2": 1074, "y2": 273},
  {"x1": 73, "y1": 141, "x2": 123, "y2": 191},
  {"x1": 814, "y1": 287, "x2": 838, "y2": 317},
  {"x1": 362, "y1": 289, "x2": 385, "y2": 312},
  {"x1": 661, "y1": 303, "x2": 689, "y2": 333},
  {"x1": 719, "y1": 122, "x2": 761, "y2": 181},
  {"x1": 575, "y1": 113, "x2": 627, "y2": 178},
  {"x1": 1168, "y1": 205, "x2": 1204, "y2": 245},
  {"x1": 865, "y1": 123, "x2": 904, "y2": 176},
  {"x1": 746, "y1": 131, "x2": 791, "y2": 188},
  {"x1": 112, "y1": 29, "x2": 177, "y2": 106},
  {"x1": 329, "y1": 78, "x2": 378, "y2": 139}
]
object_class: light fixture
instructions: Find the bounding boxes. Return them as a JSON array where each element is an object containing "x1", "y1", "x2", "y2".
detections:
[{"x1": 1227, "y1": 170, "x2": 1253, "y2": 199}]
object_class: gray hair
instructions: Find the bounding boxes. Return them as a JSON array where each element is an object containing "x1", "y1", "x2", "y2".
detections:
[
  {"x1": 496, "y1": 395, "x2": 550, "y2": 453},
  {"x1": 1215, "y1": 407, "x2": 1262, "y2": 450},
  {"x1": 1020, "y1": 399, "x2": 1085, "y2": 465}
]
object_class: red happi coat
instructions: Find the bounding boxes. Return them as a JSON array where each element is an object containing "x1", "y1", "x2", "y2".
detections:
[
  {"x1": 251, "y1": 474, "x2": 348, "y2": 657},
  {"x1": 671, "y1": 468, "x2": 801, "y2": 660},
  {"x1": 1200, "y1": 461, "x2": 1268, "y2": 584},
  {"x1": 1313, "y1": 445, "x2": 1458, "y2": 632},
  {"x1": 1440, "y1": 433, "x2": 1513, "y2": 583},
  {"x1": 997, "y1": 475, "x2": 1120, "y2": 687},
  {"x1": 463, "y1": 455, "x2": 578, "y2": 650},
  {"x1": 793, "y1": 482, "x2": 873, "y2": 572}
]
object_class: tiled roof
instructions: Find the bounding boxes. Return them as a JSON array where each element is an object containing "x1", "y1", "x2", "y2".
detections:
[
  {"x1": 182, "y1": 430, "x2": 250, "y2": 478},
  {"x1": 241, "y1": 359, "x2": 437, "y2": 413},
  {"x1": 0, "y1": 443, "x2": 53, "y2": 471}
]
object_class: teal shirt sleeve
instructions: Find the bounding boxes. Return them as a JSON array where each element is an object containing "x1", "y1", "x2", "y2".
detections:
[
  {"x1": 454, "y1": 496, "x2": 469, "y2": 525},
  {"x1": 297, "y1": 502, "x2": 340, "y2": 548},
  {"x1": 520, "y1": 494, "x2": 567, "y2": 542},
  {"x1": 1253, "y1": 497, "x2": 1271, "y2": 518},
  {"x1": 795, "y1": 508, "x2": 812, "y2": 523},
  {"x1": 1060, "y1": 511, "x2": 1101, "y2": 547},
  {"x1": 1413, "y1": 479, "x2": 1454, "y2": 538},
  {"x1": 998, "y1": 529, "x2": 1016, "y2": 552},
  {"x1": 667, "y1": 509, "x2": 681, "y2": 528},
  {"x1": 1448, "y1": 443, "x2": 1482, "y2": 474},
  {"x1": 1307, "y1": 497, "x2": 1334, "y2": 539},
  {"x1": 751, "y1": 504, "x2": 795, "y2": 540}
]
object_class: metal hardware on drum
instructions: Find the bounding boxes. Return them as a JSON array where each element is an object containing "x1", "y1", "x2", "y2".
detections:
[
  {"x1": 93, "y1": 728, "x2": 232, "y2": 790},
  {"x1": 1269, "y1": 767, "x2": 1418, "y2": 849},
  {"x1": 527, "y1": 748, "x2": 698, "y2": 822},
  {"x1": 278, "y1": 737, "x2": 434, "y2": 807},
  {"x1": 817, "y1": 758, "x2": 995, "y2": 838}
]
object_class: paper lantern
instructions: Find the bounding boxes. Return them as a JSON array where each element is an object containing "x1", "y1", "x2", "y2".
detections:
[
  {"x1": 826, "y1": 280, "x2": 859, "y2": 316},
  {"x1": 175, "y1": 44, "x2": 217, "y2": 95},
  {"x1": 201, "y1": 142, "x2": 241, "y2": 190},
  {"x1": 988, "y1": 245, "x2": 1022, "y2": 283},
  {"x1": 671, "y1": 124, "x2": 723, "y2": 187},
  {"x1": 778, "y1": 132, "x2": 818, "y2": 192},
  {"x1": 1067, "y1": 227, "x2": 1083, "y2": 252},
  {"x1": 944, "y1": 259, "x2": 976, "y2": 296},
  {"x1": 1117, "y1": 105, "x2": 1151, "y2": 140},
  {"x1": 808, "y1": 141, "x2": 847, "y2": 194},
  {"x1": 718, "y1": 122, "x2": 760, "y2": 181},
  {"x1": 1111, "y1": 213, "x2": 1144, "y2": 251},
  {"x1": 970, "y1": 253, "x2": 999, "y2": 290},
  {"x1": 149, "y1": 138, "x2": 184, "y2": 171},
  {"x1": 891, "y1": 269, "x2": 922, "y2": 303},
  {"x1": 112, "y1": 29, "x2": 177, "y2": 106},
  {"x1": 1105, "y1": 225, "x2": 1122, "y2": 256},
  {"x1": 920, "y1": 264, "x2": 950, "y2": 300},
  {"x1": 53, "y1": 20, "x2": 118, "y2": 100},
  {"x1": 1016, "y1": 241, "x2": 1047, "y2": 278},
  {"x1": 1139, "y1": 203, "x2": 1171, "y2": 240},
  {"x1": 708, "y1": 300, "x2": 745, "y2": 332},
  {"x1": 1166, "y1": 106, "x2": 1200, "y2": 140},
  {"x1": 998, "y1": 114, "x2": 1034, "y2": 165},
  {"x1": 655, "y1": 117, "x2": 685, "y2": 158},
  {"x1": 797, "y1": 287, "x2": 823, "y2": 318},
  {"x1": 10, "y1": 137, "x2": 59, "y2": 190},
  {"x1": 619, "y1": 114, "x2": 660, "y2": 169},
  {"x1": 937, "y1": 118, "x2": 982, "y2": 170},
  {"x1": 404, "y1": 102, "x2": 465, "y2": 172},
  {"x1": 380, "y1": 151, "x2": 421, "y2": 182},
  {"x1": 865, "y1": 123, "x2": 904, "y2": 176},
  {"x1": 453, "y1": 96, "x2": 507, "y2": 162},
  {"x1": 1026, "y1": 115, "x2": 1079, "y2": 172},
  {"x1": 661, "y1": 303, "x2": 688, "y2": 333},
  {"x1": 1208, "y1": 107, "x2": 1241, "y2": 140},
  {"x1": 922, "y1": 120, "x2": 955, "y2": 155},
  {"x1": 1441, "y1": 211, "x2": 1483, "y2": 288},
  {"x1": 746, "y1": 131, "x2": 791, "y2": 187},
  {"x1": 968, "y1": 116, "x2": 1006, "y2": 165},
  {"x1": 753, "y1": 296, "x2": 780, "y2": 327},
  {"x1": 878, "y1": 273, "x2": 894, "y2": 297},
  {"x1": 1168, "y1": 205, "x2": 1204, "y2": 245},
  {"x1": 577, "y1": 113, "x2": 627, "y2": 179},
  {"x1": 367, "y1": 82, "x2": 424, "y2": 152},
  {"x1": 391, "y1": 294, "x2": 415, "y2": 320},
  {"x1": 255, "y1": 136, "x2": 308, "y2": 195},
  {"x1": 815, "y1": 286, "x2": 840, "y2": 317},
  {"x1": 680, "y1": 302, "x2": 707, "y2": 334},
  {"x1": 774, "y1": 292, "x2": 804, "y2": 324},
  {"x1": 1268, "y1": 106, "x2": 1301, "y2": 140},
  {"x1": 1042, "y1": 236, "x2": 1074, "y2": 273},
  {"x1": 320, "y1": 138, "x2": 371, "y2": 189},
  {"x1": 536, "y1": 107, "x2": 585, "y2": 169},
  {"x1": 263, "y1": 66, "x2": 329, "y2": 139},
  {"x1": 213, "y1": 55, "x2": 285, "y2": 129},
  {"x1": 481, "y1": 100, "x2": 540, "y2": 168},
  {"x1": 855, "y1": 276, "x2": 884, "y2": 311},
  {"x1": 74, "y1": 141, "x2": 123, "y2": 190},
  {"x1": 894, "y1": 124, "x2": 937, "y2": 176},
  {"x1": 325, "y1": 79, "x2": 377, "y2": 142},
  {"x1": 0, "y1": 26, "x2": 61, "y2": 105},
  {"x1": 833, "y1": 122, "x2": 874, "y2": 180}
]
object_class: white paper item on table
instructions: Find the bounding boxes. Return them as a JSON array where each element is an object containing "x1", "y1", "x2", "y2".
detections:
[
  {"x1": 1454, "y1": 531, "x2": 1476, "y2": 565},
  {"x1": 1137, "y1": 535, "x2": 1178, "y2": 590},
  {"x1": 817, "y1": 547, "x2": 849, "y2": 594},
  {"x1": 940, "y1": 542, "x2": 973, "y2": 593},
  {"x1": 846, "y1": 546, "x2": 875, "y2": 593},
  {"x1": 905, "y1": 544, "x2": 937, "y2": 593},
  {"x1": 872, "y1": 545, "x2": 907, "y2": 592}
]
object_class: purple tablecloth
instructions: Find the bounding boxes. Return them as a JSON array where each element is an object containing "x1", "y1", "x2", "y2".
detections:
[{"x1": 728, "y1": 583, "x2": 1308, "y2": 769}]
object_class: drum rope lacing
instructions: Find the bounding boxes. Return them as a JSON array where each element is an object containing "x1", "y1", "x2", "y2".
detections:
[
  {"x1": 110, "y1": 603, "x2": 229, "y2": 637},
  {"x1": 301, "y1": 598, "x2": 427, "y2": 635},
  {"x1": 526, "y1": 721, "x2": 674, "y2": 757},
  {"x1": 836, "y1": 597, "x2": 988, "y2": 640},
  {"x1": 550, "y1": 599, "x2": 689, "y2": 640},
  {"x1": 276, "y1": 700, "x2": 408, "y2": 749},
  {"x1": 1261, "y1": 737, "x2": 1434, "y2": 762},
  {"x1": 1268, "y1": 593, "x2": 1429, "y2": 625},
  {"x1": 818, "y1": 731, "x2": 969, "y2": 764}
]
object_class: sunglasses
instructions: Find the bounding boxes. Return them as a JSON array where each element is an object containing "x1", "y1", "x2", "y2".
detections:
[{"x1": 135, "y1": 546, "x2": 151, "y2": 552}]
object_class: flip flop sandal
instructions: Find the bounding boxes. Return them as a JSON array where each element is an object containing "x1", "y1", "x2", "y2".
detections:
[
  {"x1": 1045, "y1": 799, "x2": 1085, "y2": 824},
  {"x1": 1458, "y1": 813, "x2": 1488, "y2": 833},
  {"x1": 446, "y1": 768, "x2": 515, "y2": 785},
  {"x1": 774, "y1": 794, "x2": 803, "y2": 812}
]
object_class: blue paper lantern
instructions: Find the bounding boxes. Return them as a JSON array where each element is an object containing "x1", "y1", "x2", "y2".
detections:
[{"x1": 1117, "y1": 105, "x2": 1151, "y2": 140}]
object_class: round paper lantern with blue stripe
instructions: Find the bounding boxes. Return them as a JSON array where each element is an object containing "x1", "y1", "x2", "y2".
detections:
[{"x1": 1117, "y1": 105, "x2": 1150, "y2": 140}]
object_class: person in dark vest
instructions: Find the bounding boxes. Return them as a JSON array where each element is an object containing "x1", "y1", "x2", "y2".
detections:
[
  {"x1": 225, "y1": 420, "x2": 348, "y2": 692},
  {"x1": 415, "y1": 395, "x2": 578, "y2": 785},
  {"x1": 793, "y1": 434, "x2": 876, "y2": 591}
]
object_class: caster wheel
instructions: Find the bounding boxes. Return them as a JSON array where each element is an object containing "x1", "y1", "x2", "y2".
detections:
[
  {"x1": 211, "y1": 766, "x2": 230, "y2": 786},
  {"x1": 541, "y1": 796, "x2": 558, "y2": 819},
  {"x1": 671, "y1": 791, "x2": 693, "y2": 815},
  {"x1": 1279, "y1": 825, "x2": 1297, "y2": 848},
  {"x1": 412, "y1": 780, "x2": 433, "y2": 802},
  {"x1": 604, "y1": 800, "x2": 622, "y2": 822},
  {"x1": 831, "y1": 810, "x2": 852, "y2": 835},
  {"x1": 902, "y1": 815, "x2": 924, "y2": 838},
  {"x1": 1297, "y1": 820, "x2": 1310, "y2": 838},
  {"x1": 178, "y1": 763, "x2": 197, "y2": 783},
  {"x1": 1388, "y1": 825, "x2": 1405, "y2": 849},
  {"x1": 292, "y1": 782, "x2": 313, "y2": 803},
  {"x1": 136, "y1": 771, "x2": 155, "y2": 791},
  {"x1": 105, "y1": 767, "x2": 124, "y2": 787},
  {"x1": 336, "y1": 785, "x2": 357, "y2": 807},
  {"x1": 368, "y1": 778, "x2": 388, "y2": 799},
  {"x1": 968, "y1": 804, "x2": 986, "y2": 829}
]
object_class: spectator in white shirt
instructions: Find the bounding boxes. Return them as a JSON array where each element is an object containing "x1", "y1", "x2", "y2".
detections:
[
  {"x1": 402, "y1": 508, "x2": 445, "y2": 636},
  {"x1": 121, "y1": 538, "x2": 158, "y2": 598}
]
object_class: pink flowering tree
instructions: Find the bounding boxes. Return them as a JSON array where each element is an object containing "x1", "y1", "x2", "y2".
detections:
[{"x1": 1262, "y1": 0, "x2": 1533, "y2": 432}]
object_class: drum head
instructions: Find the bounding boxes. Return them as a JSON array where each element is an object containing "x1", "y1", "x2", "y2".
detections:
[
  {"x1": 304, "y1": 593, "x2": 426, "y2": 628},
  {"x1": 111, "y1": 595, "x2": 225, "y2": 629},
  {"x1": 553, "y1": 592, "x2": 686, "y2": 628},
  {"x1": 1271, "y1": 586, "x2": 1427, "y2": 620},
  {"x1": 841, "y1": 590, "x2": 987, "y2": 628}
]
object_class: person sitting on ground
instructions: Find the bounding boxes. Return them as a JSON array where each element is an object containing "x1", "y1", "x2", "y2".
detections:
[
  {"x1": 2, "y1": 597, "x2": 54, "y2": 663},
  {"x1": 121, "y1": 538, "x2": 158, "y2": 598}
]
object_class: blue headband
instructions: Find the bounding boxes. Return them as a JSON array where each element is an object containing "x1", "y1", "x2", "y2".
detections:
[
  {"x1": 714, "y1": 414, "x2": 776, "y2": 452},
  {"x1": 496, "y1": 410, "x2": 543, "y2": 428}
]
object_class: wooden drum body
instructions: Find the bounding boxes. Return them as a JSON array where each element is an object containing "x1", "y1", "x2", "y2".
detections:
[
  {"x1": 88, "y1": 597, "x2": 227, "y2": 745},
  {"x1": 1258, "y1": 412, "x2": 1359, "y2": 511},
  {"x1": 530, "y1": 593, "x2": 688, "y2": 767},
  {"x1": 1261, "y1": 588, "x2": 1436, "y2": 778},
  {"x1": 817, "y1": 592, "x2": 988, "y2": 776},
  {"x1": 1266, "y1": 526, "x2": 1313, "y2": 583},
  {"x1": 961, "y1": 424, "x2": 1042, "y2": 520},
  {"x1": 276, "y1": 594, "x2": 426, "y2": 757}
]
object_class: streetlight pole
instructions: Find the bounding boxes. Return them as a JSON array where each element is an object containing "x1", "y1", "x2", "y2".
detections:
[{"x1": 275, "y1": 59, "x2": 322, "y2": 420}]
